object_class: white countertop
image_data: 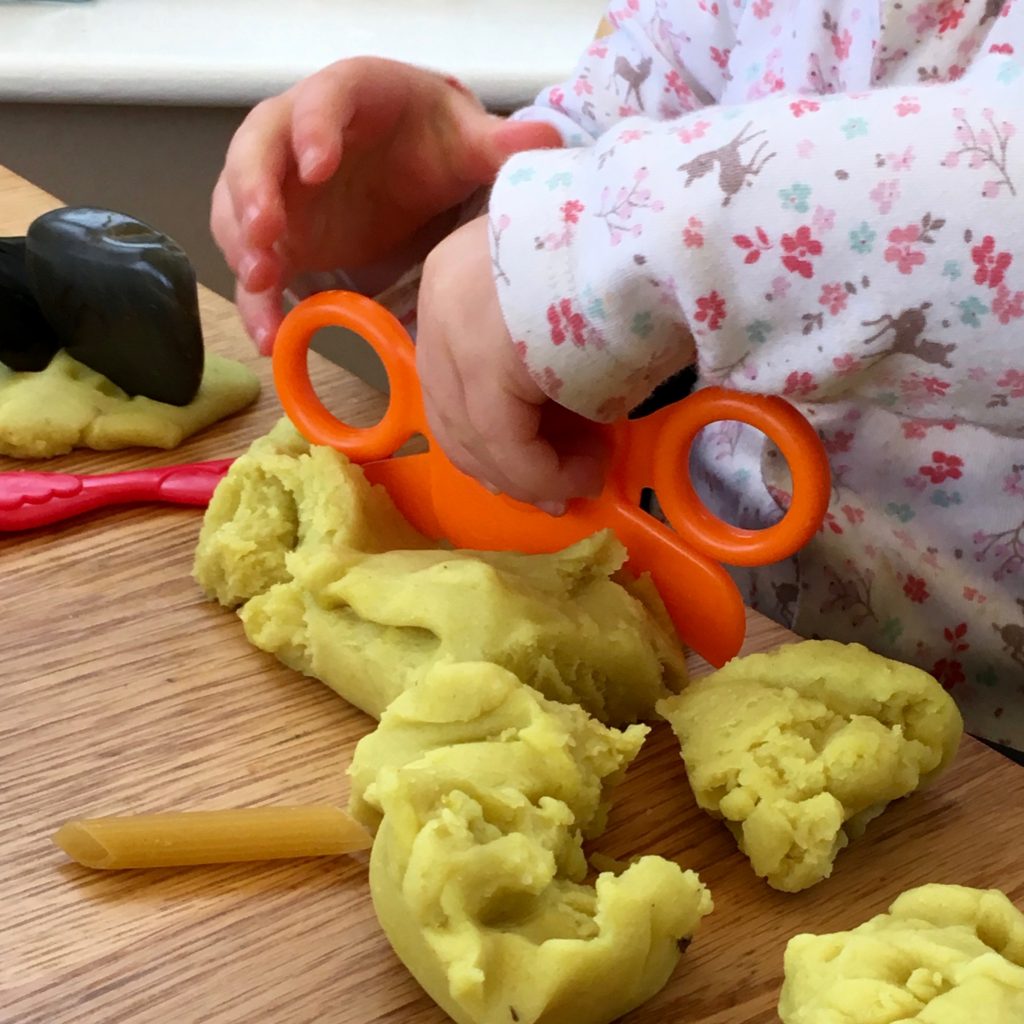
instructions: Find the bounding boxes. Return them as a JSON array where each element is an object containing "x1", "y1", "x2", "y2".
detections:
[{"x1": 0, "y1": 0, "x2": 600, "y2": 108}]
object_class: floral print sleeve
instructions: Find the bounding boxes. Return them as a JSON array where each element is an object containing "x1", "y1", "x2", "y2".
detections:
[
  {"x1": 508, "y1": 0, "x2": 738, "y2": 146},
  {"x1": 491, "y1": 1, "x2": 1024, "y2": 750}
]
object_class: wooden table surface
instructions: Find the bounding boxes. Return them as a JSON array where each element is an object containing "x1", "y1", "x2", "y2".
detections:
[{"x1": 2, "y1": 166, "x2": 1023, "y2": 1024}]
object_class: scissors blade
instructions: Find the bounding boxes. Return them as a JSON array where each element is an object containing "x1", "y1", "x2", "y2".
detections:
[{"x1": 363, "y1": 454, "x2": 444, "y2": 540}]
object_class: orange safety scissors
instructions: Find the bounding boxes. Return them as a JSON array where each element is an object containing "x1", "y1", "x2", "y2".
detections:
[{"x1": 273, "y1": 291, "x2": 830, "y2": 667}]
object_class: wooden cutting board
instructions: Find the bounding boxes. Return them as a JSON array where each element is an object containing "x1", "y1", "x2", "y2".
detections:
[{"x1": 2, "y1": 166, "x2": 1023, "y2": 1024}]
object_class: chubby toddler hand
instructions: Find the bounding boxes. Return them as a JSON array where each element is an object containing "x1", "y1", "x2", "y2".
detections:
[
  {"x1": 211, "y1": 58, "x2": 560, "y2": 353},
  {"x1": 416, "y1": 215, "x2": 605, "y2": 513}
]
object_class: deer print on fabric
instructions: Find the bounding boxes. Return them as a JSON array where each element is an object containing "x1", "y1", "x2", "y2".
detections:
[
  {"x1": 613, "y1": 55, "x2": 654, "y2": 111},
  {"x1": 860, "y1": 303, "x2": 957, "y2": 368},
  {"x1": 677, "y1": 123, "x2": 776, "y2": 207},
  {"x1": 993, "y1": 599, "x2": 1024, "y2": 670}
]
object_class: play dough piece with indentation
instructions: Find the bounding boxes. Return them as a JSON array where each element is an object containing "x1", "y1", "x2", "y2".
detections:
[
  {"x1": 779, "y1": 884, "x2": 1024, "y2": 1022},
  {"x1": 657, "y1": 640, "x2": 963, "y2": 892},
  {"x1": 0, "y1": 350, "x2": 259, "y2": 458},
  {"x1": 193, "y1": 419, "x2": 686, "y2": 725},
  {"x1": 350, "y1": 660, "x2": 713, "y2": 1024}
]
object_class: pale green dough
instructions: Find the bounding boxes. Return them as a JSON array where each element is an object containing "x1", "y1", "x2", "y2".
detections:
[
  {"x1": 193, "y1": 420, "x2": 686, "y2": 725},
  {"x1": 350, "y1": 661, "x2": 713, "y2": 1024},
  {"x1": 0, "y1": 350, "x2": 260, "y2": 458},
  {"x1": 780, "y1": 884, "x2": 1024, "y2": 1022}
]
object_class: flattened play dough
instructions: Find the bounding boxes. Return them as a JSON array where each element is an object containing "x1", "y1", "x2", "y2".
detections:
[
  {"x1": 194, "y1": 420, "x2": 685, "y2": 724},
  {"x1": 350, "y1": 661, "x2": 713, "y2": 1024},
  {"x1": 779, "y1": 884, "x2": 1024, "y2": 1022},
  {"x1": 657, "y1": 640, "x2": 963, "y2": 892},
  {"x1": 0, "y1": 350, "x2": 259, "y2": 458}
]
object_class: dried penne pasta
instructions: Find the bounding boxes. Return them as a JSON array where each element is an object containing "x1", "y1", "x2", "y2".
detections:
[{"x1": 53, "y1": 805, "x2": 371, "y2": 869}]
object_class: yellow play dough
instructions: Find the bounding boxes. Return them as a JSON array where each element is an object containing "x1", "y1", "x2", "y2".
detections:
[
  {"x1": 194, "y1": 420, "x2": 686, "y2": 725},
  {"x1": 779, "y1": 884, "x2": 1024, "y2": 1022},
  {"x1": 657, "y1": 640, "x2": 963, "y2": 892},
  {"x1": 0, "y1": 349, "x2": 260, "y2": 458},
  {"x1": 350, "y1": 660, "x2": 713, "y2": 1024}
]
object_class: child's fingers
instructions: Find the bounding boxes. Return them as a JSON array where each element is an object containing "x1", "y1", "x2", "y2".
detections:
[
  {"x1": 222, "y1": 97, "x2": 292, "y2": 251},
  {"x1": 462, "y1": 385, "x2": 599, "y2": 507},
  {"x1": 234, "y1": 282, "x2": 284, "y2": 355},
  {"x1": 455, "y1": 114, "x2": 564, "y2": 188},
  {"x1": 289, "y1": 67, "x2": 356, "y2": 185}
]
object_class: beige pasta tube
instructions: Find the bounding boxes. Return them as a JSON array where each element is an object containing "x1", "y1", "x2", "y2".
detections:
[{"x1": 53, "y1": 805, "x2": 371, "y2": 869}]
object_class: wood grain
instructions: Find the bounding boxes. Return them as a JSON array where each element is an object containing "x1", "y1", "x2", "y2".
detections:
[{"x1": 2, "y1": 166, "x2": 1023, "y2": 1024}]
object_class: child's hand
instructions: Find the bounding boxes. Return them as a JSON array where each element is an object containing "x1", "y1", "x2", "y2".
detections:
[
  {"x1": 211, "y1": 58, "x2": 561, "y2": 352},
  {"x1": 416, "y1": 216, "x2": 605, "y2": 513}
]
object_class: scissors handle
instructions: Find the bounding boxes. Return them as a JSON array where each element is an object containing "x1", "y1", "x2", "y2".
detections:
[
  {"x1": 273, "y1": 291, "x2": 424, "y2": 462},
  {"x1": 618, "y1": 389, "x2": 830, "y2": 567}
]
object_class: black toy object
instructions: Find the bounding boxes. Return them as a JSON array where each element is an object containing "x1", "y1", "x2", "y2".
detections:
[
  {"x1": 0, "y1": 238, "x2": 63, "y2": 372},
  {"x1": 0, "y1": 208, "x2": 205, "y2": 407}
]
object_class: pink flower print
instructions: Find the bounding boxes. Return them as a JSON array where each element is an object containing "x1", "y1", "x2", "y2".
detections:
[
  {"x1": 677, "y1": 119, "x2": 710, "y2": 144},
  {"x1": 586, "y1": 41, "x2": 609, "y2": 58},
  {"x1": 812, "y1": 206, "x2": 836, "y2": 232},
  {"x1": 968, "y1": 366, "x2": 988, "y2": 381},
  {"x1": 1003, "y1": 466, "x2": 1024, "y2": 497},
  {"x1": 533, "y1": 364, "x2": 564, "y2": 398},
  {"x1": 833, "y1": 353, "x2": 860, "y2": 375},
  {"x1": 903, "y1": 420, "x2": 928, "y2": 439},
  {"x1": 992, "y1": 284, "x2": 1024, "y2": 323},
  {"x1": 547, "y1": 86, "x2": 568, "y2": 115},
  {"x1": 870, "y1": 179, "x2": 901, "y2": 214},
  {"x1": 710, "y1": 46, "x2": 731, "y2": 70},
  {"x1": 997, "y1": 368, "x2": 1024, "y2": 397},
  {"x1": 732, "y1": 226, "x2": 772, "y2": 264},
  {"x1": 770, "y1": 275, "x2": 792, "y2": 299},
  {"x1": 886, "y1": 147, "x2": 915, "y2": 171},
  {"x1": 783, "y1": 370, "x2": 816, "y2": 396},
  {"x1": 842, "y1": 504, "x2": 865, "y2": 524},
  {"x1": 895, "y1": 95, "x2": 921, "y2": 116},
  {"x1": 832, "y1": 29, "x2": 853, "y2": 61},
  {"x1": 937, "y1": 2, "x2": 965, "y2": 33},
  {"x1": 790, "y1": 99, "x2": 820, "y2": 118},
  {"x1": 990, "y1": 43, "x2": 1015, "y2": 54},
  {"x1": 903, "y1": 575, "x2": 929, "y2": 603},
  {"x1": 683, "y1": 216, "x2": 705, "y2": 248},
  {"x1": 752, "y1": 0, "x2": 772, "y2": 16},
  {"x1": 824, "y1": 429, "x2": 854, "y2": 454},
  {"x1": 546, "y1": 299, "x2": 588, "y2": 348},
  {"x1": 694, "y1": 291, "x2": 727, "y2": 330},
  {"x1": 933, "y1": 658, "x2": 965, "y2": 689},
  {"x1": 907, "y1": 2, "x2": 938, "y2": 32},
  {"x1": 919, "y1": 450, "x2": 963, "y2": 484},
  {"x1": 620, "y1": 128, "x2": 647, "y2": 143},
  {"x1": 884, "y1": 224, "x2": 926, "y2": 275},
  {"x1": 796, "y1": 139, "x2": 816, "y2": 159},
  {"x1": 561, "y1": 199, "x2": 585, "y2": 224},
  {"x1": 901, "y1": 374, "x2": 951, "y2": 401},
  {"x1": 971, "y1": 235, "x2": 1013, "y2": 288},
  {"x1": 573, "y1": 76, "x2": 594, "y2": 97},
  {"x1": 780, "y1": 226, "x2": 822, "y2": 278},
  {"x1": 819, "y1": 282, "x2": 849, "y2": 315},
  {"x1": 664, "y1": 70, "x2": 694, "y2": 102}
]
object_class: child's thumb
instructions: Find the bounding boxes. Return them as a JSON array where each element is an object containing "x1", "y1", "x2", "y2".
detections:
[{"x1": 462, "y1": 117, "x2": 563, "y2": 183}]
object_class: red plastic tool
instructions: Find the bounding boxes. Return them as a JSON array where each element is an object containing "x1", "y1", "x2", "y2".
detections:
[
  {"x1": 273, "y1": 291, "x2": 832, "y2": 666},
  {"x1": 0, "y1": 459, "x2": 233, "y2": 531}
]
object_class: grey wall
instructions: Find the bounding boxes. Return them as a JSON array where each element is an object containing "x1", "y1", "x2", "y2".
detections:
[{"x1": 0, "y1": 102, "x2": 388, "y2": 389}]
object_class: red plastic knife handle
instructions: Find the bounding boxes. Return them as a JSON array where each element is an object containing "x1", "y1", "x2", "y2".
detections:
[{"x1": 0, "y1": 459, "x2": 234, "y2": 531}]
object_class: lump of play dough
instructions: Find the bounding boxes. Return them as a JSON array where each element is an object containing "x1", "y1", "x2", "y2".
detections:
[
  {"x1": 657, "y1": 640, "x2": 963, "y2": 892},
  {"x1": 194, "y1": 420, "x2": 685, "y2": 725},
  {"x1": 0, "y1": 350, "x2": 259, "y2": 458},
  {"x1": 779, "y1": 884, "x2": 1024, "y2": 1022},
  {"x1": 351, "y1": 661, "x2": 713, "y2": 1024}
]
